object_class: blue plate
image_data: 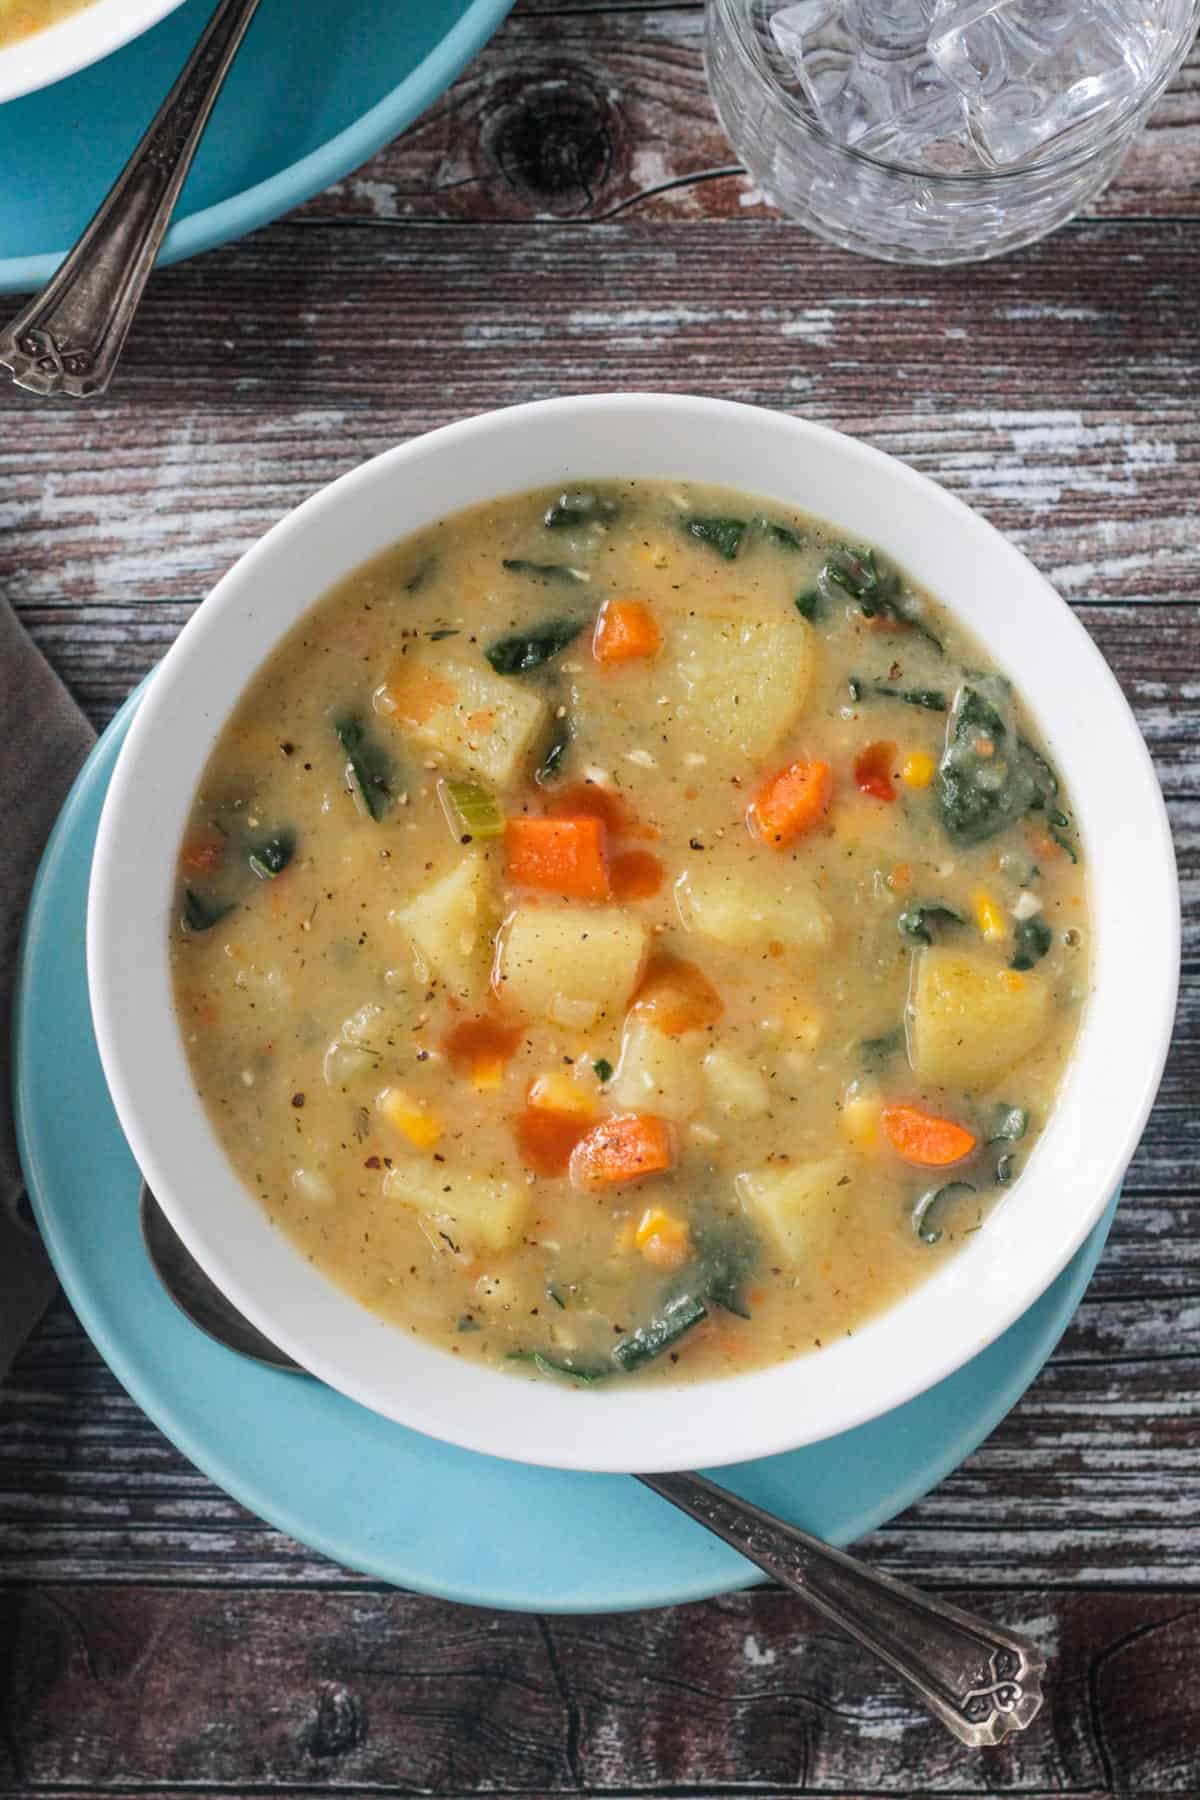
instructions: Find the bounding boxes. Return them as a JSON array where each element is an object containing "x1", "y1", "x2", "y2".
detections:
[
  {"x1": 14, "y1": 688, "x2": 1116, "y2": 1612},
  {"x1": 0, "y1": 0, "x2": 514, "y2": 293}
]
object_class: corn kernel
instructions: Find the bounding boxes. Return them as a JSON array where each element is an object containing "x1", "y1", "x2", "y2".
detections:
[
  {"x1": 901, "y1": 751, "x2": 936, "y2": 788},
  {"x1": 526, "y1": 1072, "x2": 597, "y2": 1119},
  {"x1": 974, "y1": 888, "x2": 1008, "y2": 942},
  {"x1": 841, "y1": 1086, "x2": 882, "y2": 1153},
  {"x1": 378, "y1": 1086, "x2": 442, "y2": 1150},
  {"x1": 634, "y1": 1207, "x2": 690, "y2": 1271}
]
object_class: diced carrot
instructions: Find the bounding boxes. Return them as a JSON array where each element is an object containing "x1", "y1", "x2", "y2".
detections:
[
  {"x1": 747, "y1": 758, "x2": 833, "y2": 848},
  {"x1": 505, "y1": 816, "x2": 610, "y2": 901},
  {"x1": 443, "y1": 1015, "x2": 525, "y2": 1087},
  {"x1": 610, "y1": 848, "x2": 664, "y2": 900},
  {"x1": 632, "y1": 953, "x2": 724, "y2": 1035},
  {"x1": 568, "y1": 1113, "x2": 676, "y2": 1189},
  {"x1": 881, "y1": 1103, "x2": 977, "y2": 1168},
  {"x1": 515, "y1": 1108, "x2": 591, "y2": 1177},
  {"x1": 376, "y1": 660, "x2": 457, "y2": 726},
  {"x1": 854, "y1": 741, "x2": 898, "y2": 804},
  {"x1": 593, "y1": 598, "x2": 661, "y2": 665},
  {"x1": 546, "y1": 782, "x2": 658, "y2": 841},
  {"x1": 180, "y1": 833, "x2": 224, "y2": 874}
]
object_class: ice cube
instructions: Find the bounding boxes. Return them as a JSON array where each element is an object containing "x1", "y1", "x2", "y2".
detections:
[
  {"x1": 767, "y1": 0, "x2": 970, "y2": 162},
  {"x1": 928, "y1": 0, "x2": 1163, "y2": 166}
]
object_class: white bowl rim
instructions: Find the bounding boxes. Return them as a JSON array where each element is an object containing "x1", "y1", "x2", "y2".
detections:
[
  {"x1": 87, "y1": 393, "x2": 1181, "y2": 1473},
  {"x1": 0, "y1": 0, "x2": 184, "y2": 107}
]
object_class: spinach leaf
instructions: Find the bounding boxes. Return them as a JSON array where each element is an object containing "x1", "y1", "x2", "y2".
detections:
[
  {"x1": 404, "y1": 557, "x2": 436, "y2": 593},
  {"x1": 502, "y1": 558, "x2": 589, "y2": 586},
  {"x1": 182, "y1": 889, "x2": 235, "y2": 933},
  {"x1": 1011, "y1": 916, "x2": 1052, "y2": 971},
  {"x1": 507, "y1": 1349, "x2": 610, "y2": 1384},
  {"x1": 335, "y1": 715, "x2": 393, "y2": 821},
  {"x1": 535, "y1": 712, "x2": 572, "y2": 783},
  {"x1": 1048, "y1": 808, "x2": 1079, "y2": 863},
  {"x1": 544, "y1": 491, "x2": 621, "y2": 529},
  {"x1": 1018, "y1": 738, "x2": 1059, "y2": 809},
  {"x1": 248, "y1": 831, "x2": 295, "y2": 881},
  {"x1": 995, "y1": 1152, "x2": 1017, "y2": 1184},
  {"x1": 824, "y1": 543, "x2": 887, "y2": 601},
  {"x1": 486, "y1": 618, "x2": 584, "y2": 676},
  {"x1": 824, "y1": 545, "x2": 943, "y2": 652},
  {"x1": 593, "y1": 1057, "x2": 613, "y2": 1084},
  {"x1": 849, "y1": 677, "x2": 948, "y2": 711},
  {"x1": 988, "y1": 1104, "x2": 1029, "y2": 1143},
  {"x1": 613, "y1": 1291, "x2": 708, "y2": 1371},
  {"x1": 756, "y1": 516, "x2": 804, "y2": 552},
  {"x1": 936, "y1": 677, "x2": 1058, "y2": 848},
  {"x1": 912, "y1": 1181, "x2": 977, "y2": 1246},
  {"x1": 860, "y1": 1025, "x2": 905, "y2": 1069},
  {"x1": 795, "y1": 590, "x2": 823, "y2": 622},
  {"x1": 681, "y1": 515, "x2": 748, "y2": 562},
  {"x1": 897, "y1": 902, "x2": 964, "y2": 946},
  {"x1": 693, "y1": 1215, "x2": 760, "y2": 1320}
]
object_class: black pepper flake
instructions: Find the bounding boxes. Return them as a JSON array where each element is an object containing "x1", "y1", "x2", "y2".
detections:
[
  {"x1": 291, "y1": 1092, "x2": 305, "y2": 1108},
  {"x1": 281, "y1": 741, "x2": 295, "y2": 756},
  {"x1": 689, "y1": 838, "x2": 704, "y2": 851},
  {"x1": 364, "y1": 1155, "x2": 381, "y2": 1169}
]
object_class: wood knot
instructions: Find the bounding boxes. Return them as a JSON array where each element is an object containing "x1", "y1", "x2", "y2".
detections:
[
  {"x1": 307, "y1": 1682, "x2": 365, "y2": 1758},
  {"x1": 488, "y1": 75, "x2": 615, "y2": 215}
]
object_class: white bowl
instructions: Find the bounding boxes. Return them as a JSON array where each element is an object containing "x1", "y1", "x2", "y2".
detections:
[
  {"x1": 87, "y1": 395, "x2": 1180, "y2": 1473},
  {"x1": 0, "y1": 0, "x2": 184, "y2": 106}
]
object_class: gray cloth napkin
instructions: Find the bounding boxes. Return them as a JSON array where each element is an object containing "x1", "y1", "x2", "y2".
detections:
[{"x1": 0, "y1": 598, "x2": 94, "y2": 1377}]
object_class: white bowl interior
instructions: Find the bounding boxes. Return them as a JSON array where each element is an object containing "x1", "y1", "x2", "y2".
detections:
[
  {"x1": 87, "y1": 396, "x2": 1180, "y2": 1472},
  {"x1": 0, "y1": 0, "x2": 183, "y2": 106}
]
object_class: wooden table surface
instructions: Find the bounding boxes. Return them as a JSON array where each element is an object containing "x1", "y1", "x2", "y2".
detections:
[{"x1": 3, "y1": 3, "x2": 1199, "y2": 1793}]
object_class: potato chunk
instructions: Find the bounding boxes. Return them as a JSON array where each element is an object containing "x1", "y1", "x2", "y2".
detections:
[
  {"x1": 675, "y1": 863, "x2": 832, "y2": 956},
  {"x1": 376, "y1": 651, "x2": 546, "y2": 787},
  {"x1": 494, "y1": 903, "x2": 648, "y2": 1028},
  {"x1": 909, "y1": 947, "x2": 1051, "y2": 1088},
  {"x1": 703, "y1": 1047, "x2": 771, "y2": 1121},
  {"x1": 669, "y1": 614, "x2": 814, "y2": 761},
  {"x1": 382, "y1": 1162, "x2": 529, "y2": 1253},
  {"x1": 610, "y1": 1018, "x2": 705, "y2": 1121},
  {"x1": 391, "y1": 851, "x2": 494, "y2": 1002},
  {"x1": 736, "y1": 1156, "x2": 856, "y2": 1264}
]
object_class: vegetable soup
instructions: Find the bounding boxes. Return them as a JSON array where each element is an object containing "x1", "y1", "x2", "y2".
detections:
[
  {"x1": 0, "y1": 0, "x2": 91, "y2": 46},
  {"x1": 171, "y1": 481, "x2": 1089, "y2": 1387}
]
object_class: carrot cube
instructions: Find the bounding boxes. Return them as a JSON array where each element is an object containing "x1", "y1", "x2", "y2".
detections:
[
  {"x1": 747, "y1": 759, "x2": 833, "y2": 848},
  {"x1": 505, "y1": 816, "x2": 611, "y2": 901},
  {"x1": 593, "y1": 598, "x2": 661, "y2": 665}
]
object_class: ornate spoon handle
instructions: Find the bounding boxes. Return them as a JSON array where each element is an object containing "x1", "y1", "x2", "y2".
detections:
[
  {"x1": 638, "y1": 1471, "x2": 1045, "y2": 1748},
  {"x1": 0, "y1": 0, "x2": 260, "y2": 399}
]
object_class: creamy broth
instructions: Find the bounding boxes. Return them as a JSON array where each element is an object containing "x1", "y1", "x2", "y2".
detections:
[
  {"x1": 171, "y1": 481, "x2": 1089, "y2": 1387},
  {"x1": 0, "y1": 0, "x2": 91, "y2": 46}
]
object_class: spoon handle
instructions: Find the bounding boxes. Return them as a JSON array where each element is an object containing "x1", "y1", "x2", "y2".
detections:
[
  {"x1": 0, "y1": 0, "x2": 260, "y2": 399},
  {"x1": 638, "y1": 1470, "x2": 1044, "y2": 1748}
]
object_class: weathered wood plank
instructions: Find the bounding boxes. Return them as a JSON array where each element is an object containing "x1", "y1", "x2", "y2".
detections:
[
  {"x1": 1, "y1": 1582, "x2": 1197, "y2": 1792},
  {"x1": 4, "y1": 1163, "x2": 1199, "y2": 1591},
  {"x1": 289, "y1": 7, "x2": 1200, "y2": 228},
  {"x1": 3, "y1": 221, "x2": 1199, "y2": 607}
]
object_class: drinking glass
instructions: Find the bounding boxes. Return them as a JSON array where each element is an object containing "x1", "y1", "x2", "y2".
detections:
[{"x1": 706, "y1": 0, "x2": 1200, "y2": 264}]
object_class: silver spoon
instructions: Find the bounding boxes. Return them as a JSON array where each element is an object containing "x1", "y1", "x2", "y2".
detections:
[
  {"x1": 140, "y1": 1178, "x2": 1045, "y2": 1745},
  {"x1": 0, "y1": 0, "x2": 260, "y2": 399}
]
